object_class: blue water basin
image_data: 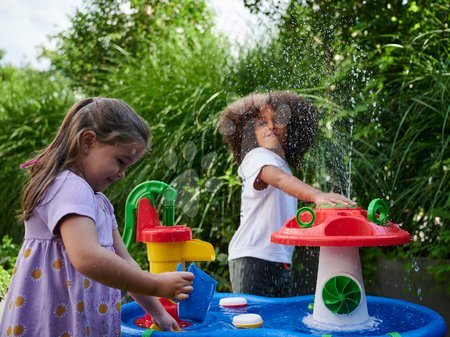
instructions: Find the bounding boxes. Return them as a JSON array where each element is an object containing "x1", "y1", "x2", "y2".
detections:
[{"x1": 121, "y1": 293, "x2": 447, "y2": 337}]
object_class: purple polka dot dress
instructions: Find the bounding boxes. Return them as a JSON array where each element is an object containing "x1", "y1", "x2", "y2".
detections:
[{"x1": 0, "y1": 171, "x2": 122, "y2": 337}]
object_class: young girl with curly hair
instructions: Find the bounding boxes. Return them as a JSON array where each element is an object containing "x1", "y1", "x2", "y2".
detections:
[{"x1": 220, "y1": 91, "x2": 353, "y2": 297}]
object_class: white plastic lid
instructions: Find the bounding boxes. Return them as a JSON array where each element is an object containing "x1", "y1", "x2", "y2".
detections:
[
  {"x1": 232, "y1": 313, "x2": 263, "y2": 328},
  {"x1": 219, "y1": 297, "x2": 248, "y2": 307}
]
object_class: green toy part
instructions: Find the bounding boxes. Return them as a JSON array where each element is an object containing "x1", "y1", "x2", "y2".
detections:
[
  {"x1": 387, "y1": 333, "x2": 402, "y2": 337},
  {"x1": 142, "y1": 329, "x2": 156, "y2": 337},
  {"x1": 367, "y1": 198, "x2": 389, "y2": 225},
  {"x1": 322, "y1": 275, "x2": 361, "y2": 315},
  {"x1": 122, "y1": 180, "x2": 177, "y2": 249},
  {"x1": 295, "y1": 207, "x2": 316, "y2": 228}
]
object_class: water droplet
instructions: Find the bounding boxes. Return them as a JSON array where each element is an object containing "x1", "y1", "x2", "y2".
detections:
[
  {"x1": 164, "y1": 149, "x2": 178, "y2": 170},
  {"x1": 183, "y1": 141, "x2": 197, "y2": 162}
]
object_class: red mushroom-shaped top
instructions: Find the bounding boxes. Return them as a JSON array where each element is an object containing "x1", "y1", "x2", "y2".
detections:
[{"x1": 271, "y1": 201, "x2": 410, "y2": 247}]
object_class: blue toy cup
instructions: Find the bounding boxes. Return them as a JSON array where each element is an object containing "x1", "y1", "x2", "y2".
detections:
[{"x1": 178, "y1": 263, "x2": 218, "y2": 323}]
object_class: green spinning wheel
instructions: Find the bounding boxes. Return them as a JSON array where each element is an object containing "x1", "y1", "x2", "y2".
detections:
[{"x1": 322, "y1": 275, "x2": 362, "y2": 315}]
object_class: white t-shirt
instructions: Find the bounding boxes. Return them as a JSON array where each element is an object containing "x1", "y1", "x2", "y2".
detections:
[{"x1": 228, "y1": 147, "x2": 297, "y2": 264}]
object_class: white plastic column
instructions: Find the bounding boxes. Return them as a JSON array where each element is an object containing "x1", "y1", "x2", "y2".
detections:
[{"x1": 312, "y1": 246, "x2": 369, "y2": 326}]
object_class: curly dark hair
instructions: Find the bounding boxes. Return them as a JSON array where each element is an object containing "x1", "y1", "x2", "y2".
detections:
[{"x1": 219, "y1": 91, "x2": 318, "y2": 170}]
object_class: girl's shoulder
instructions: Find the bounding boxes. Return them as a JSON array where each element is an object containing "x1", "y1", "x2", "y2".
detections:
[
  {"x1": 95, "y1": 191, "x2": 115, "y2": 215},
  {"x1": 239, "y1": 147, "x2": 287, "y2": 178},
  {"x1": 40, "y1": 170, "x2": 94, "y2": 206},
  {"x1": 53, "y1": 172, "x2": 114, "y2": 214}
]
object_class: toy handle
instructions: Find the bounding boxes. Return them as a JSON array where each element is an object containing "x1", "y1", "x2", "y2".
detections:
[
  {"x1": 295, "y1": 207, "x2": 316, "y2": 228},
  {"x1": 122, "y1": 181, "x2": 177, "y2": 249},
  {"x1": 367, "y1": 198, "x2": 389, "y2": 225}
]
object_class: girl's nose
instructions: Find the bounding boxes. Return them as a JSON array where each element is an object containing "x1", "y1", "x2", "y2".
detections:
[
  {"x1": 267, "y1": 121, "x2": 275, "y2": 130},
  {"x1": 117, "y1": 171, "x2": 125, "y2": 179}
]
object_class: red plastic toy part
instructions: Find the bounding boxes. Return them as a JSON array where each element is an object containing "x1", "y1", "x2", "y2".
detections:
[
  {"x1": 271, "y1": 204, "x2": 410, "y2": 247},
  {"x1": 136, "y1": 198, "x2": 192, "y2": 243}
]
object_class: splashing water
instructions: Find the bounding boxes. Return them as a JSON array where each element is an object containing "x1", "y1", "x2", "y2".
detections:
[
  {"x1": 411, "y1": 254, "x2": 420, "y2": 273},
  {"x1": 407, "y1": 249, "x2": 423, "y2": 301},
  {"x1": 347, "y1": 118, "x2": 354, "y2": 199},
  {"x1": 417, "y1": 287, "x2": 423, "y2": 302},
  {"x1": 302, "y1": 313, "x2": 381, "y2": 333}
]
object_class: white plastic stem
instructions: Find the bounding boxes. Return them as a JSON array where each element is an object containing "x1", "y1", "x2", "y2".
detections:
[{"x1": 312, "y1": 246, "x2": 369, "y2": 326}]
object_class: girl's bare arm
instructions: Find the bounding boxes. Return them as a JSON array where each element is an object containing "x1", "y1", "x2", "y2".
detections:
[
  {"x1": 112, "y1": 230, "x2": 183, "y2": 331},
  {"x1": 60, "y1": 215, "x2": 193, "y2": 299},
  {"x1": 259, "y1": 165, "x2": 354, "y2": 205}
]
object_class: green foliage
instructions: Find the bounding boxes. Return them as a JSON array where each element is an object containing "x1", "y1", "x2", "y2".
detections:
[
  {"x1": 0, "y1": 235, "x2": 19, "y2": 273},
  {"x1": 240, "y1": 0, "x2": 449, "y2": 282},
  {"x1": 0, "y1": 235, "x2": 20, "y2": 299},
  {"x1": 0, "y1": 0, "x2": 238, "y2": 290},
  {"x1": 100, "y1": 24, "x2": 240, "y2": 282},
  {"x1": 0, "y1": 265, "x2": 10, "y2": 300},
  {"x1": 44, "y1": 0, "x2": 213, "y2": 94},
  {"x1": 44, "y1": 0, "x2": 238, "y2": 286},
  {"x1": 348, "y1": 5, "x2": 449, "y2": 261},
  {"x1": 0, "y1": 65, "x2": 75, "y2": 240}
]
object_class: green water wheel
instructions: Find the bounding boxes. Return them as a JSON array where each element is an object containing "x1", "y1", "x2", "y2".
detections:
[{"x1": 322, "y1": 275, "x2": 361, "y2": 315}]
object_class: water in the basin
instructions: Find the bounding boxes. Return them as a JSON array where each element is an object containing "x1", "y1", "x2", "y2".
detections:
[
  {"x1": 302, "y1": 314, "x2": 380, "y2": 334},
  {"x1": 219, "y1": 300, "x2": 428, "y2": 335},
  {"x1": 122, "y1": 294, "x2": 446, "y2": 336}
]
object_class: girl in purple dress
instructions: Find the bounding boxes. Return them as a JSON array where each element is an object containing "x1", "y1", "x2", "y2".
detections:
[{"x1": 0, "y1": 97, "x2": 194, "y2": 336}]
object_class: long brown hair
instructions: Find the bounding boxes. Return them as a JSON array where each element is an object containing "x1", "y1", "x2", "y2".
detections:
[
  {"x1": 20, "y1": 97, "x2": 150, "y2": 221},
  {"x1": 219, "y1": 91, "x2": 318, "y2": 169}
]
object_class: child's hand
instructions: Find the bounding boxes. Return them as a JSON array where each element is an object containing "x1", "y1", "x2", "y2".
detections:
[
  {"x1": 311, "y1": 192, "x2": 355, "y2": 206},
  {"x1": 155, "y1": 271, "x2": 194, "y2": 300},
  {"x1": 152, "y1": 310, "x2": 182, "y2": 332}
]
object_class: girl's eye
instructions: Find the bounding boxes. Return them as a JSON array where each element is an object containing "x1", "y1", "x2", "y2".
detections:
[{"x1": 118, "y1": 158, "x2": 125, "y2": 166}]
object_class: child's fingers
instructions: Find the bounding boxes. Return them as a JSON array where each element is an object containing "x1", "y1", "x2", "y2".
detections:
[
  {"x1": 180, "y1": 271, "x2": 194, "y2": 281},
  {"x1": 174, "y1": 284, "x2": 193, "y2": 301},
  {"x1": 174, "y1": 293, "x2": 190, "y2": 301},
  {"x1": 330, "y1": 193, "x2": 354, "y2": 204},
  {"x1": 172, "y1": 283, "x2": 193, "y2": 301},
  {"x1": 179, "y1": 273, "x2": 193, "y2": 290},
  {"x1": 342, "y1": 196, "x2": 356, "y2": 205},
  {"x1": 181, "y1": 285, "x2": 193, "y2": 294},
  {"x1": 172, "y1": 324, "x2": 182, "y2": 332}
]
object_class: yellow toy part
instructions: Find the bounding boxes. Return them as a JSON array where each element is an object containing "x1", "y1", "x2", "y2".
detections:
[{"x1": 146, "y1": 240, "x2": 215, "y2": 274}]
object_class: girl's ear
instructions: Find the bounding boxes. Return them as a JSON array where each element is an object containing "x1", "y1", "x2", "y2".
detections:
[{"x1": 80, "y1": 130, "x2": 97, "y2": 154}]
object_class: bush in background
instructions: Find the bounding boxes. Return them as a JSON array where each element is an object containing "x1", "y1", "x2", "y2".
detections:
[{"x1": 0, "y1": 63, "x2": 75, "y2": 241}]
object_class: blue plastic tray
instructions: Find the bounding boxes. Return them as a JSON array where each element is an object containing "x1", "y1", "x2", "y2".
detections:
[
  {"x1": 178, "y1": 263, "x2": 218, "y2": 322},
  {"x1": 122, "y1": 293, "x2": 447, "y2": 337}
]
